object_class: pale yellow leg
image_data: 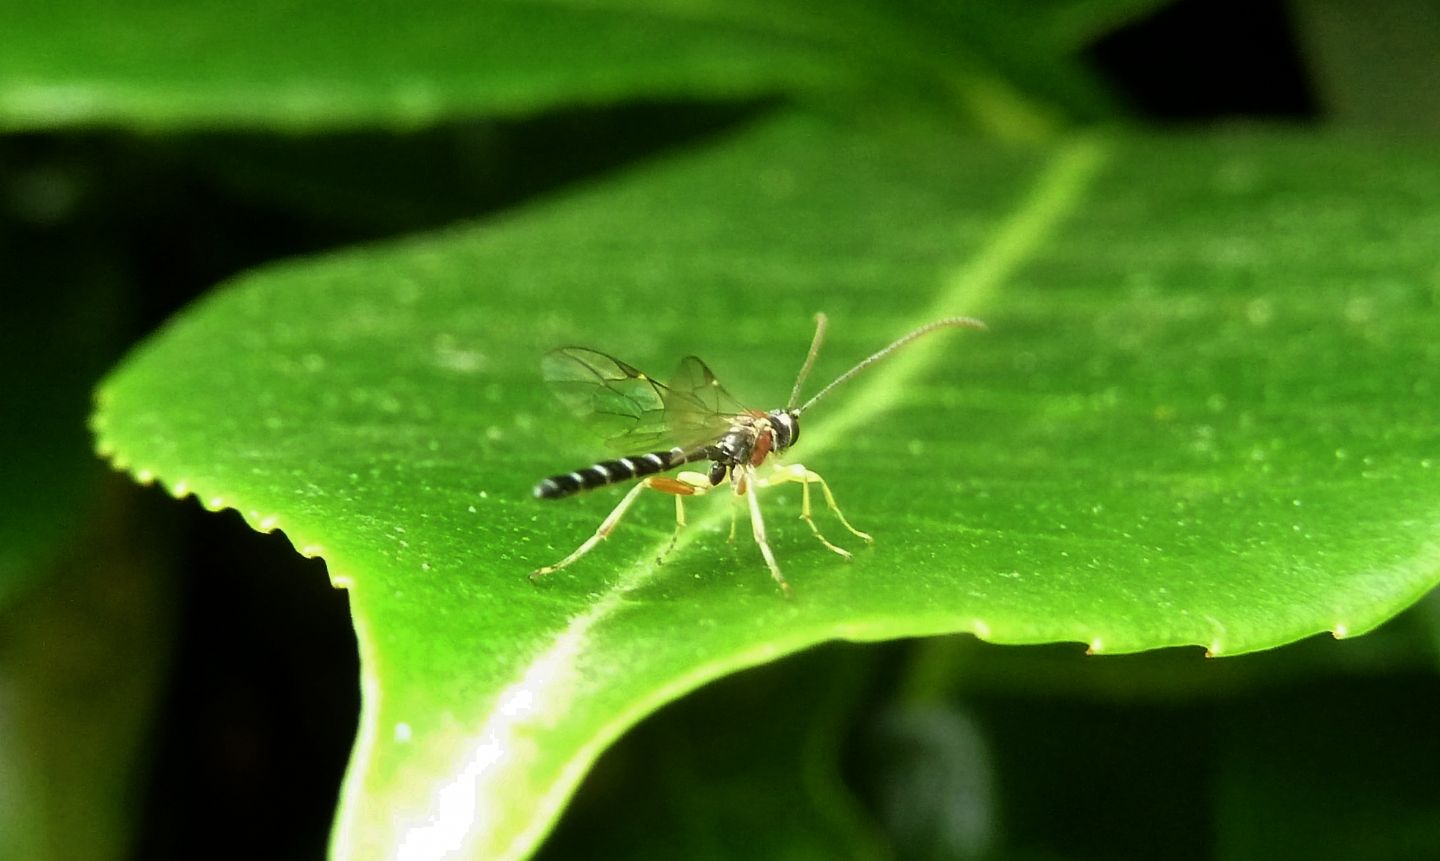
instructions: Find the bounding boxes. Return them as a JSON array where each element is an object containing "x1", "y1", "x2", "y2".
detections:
[
  {"x1": 742, "y1": 467, "x2": 792, "y2": 597},
  {"x1": 727, "y1": 492, "x2": 739, "y2": 543},
  {"x1": 532, "y1": 471, "x2": 713, "y2": 579},
  {"x1": 757, "y1": 463, "x2": 874, "y2": 560},
  {"x1": 530, "y1": 480, "x2": 651, "y2": 579},
  {"x1": 802, "y1": 466, "x2": 874, "y2": 544},
  {"x1": 657, "y1": 493, "x2": 687, "y2": 564},
  {"x1": 532, "y1": 465, "x2": 812, "y2": 598}
]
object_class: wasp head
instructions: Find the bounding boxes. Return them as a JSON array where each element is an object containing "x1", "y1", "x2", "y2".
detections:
[{"x1": 768, "y1": 408, "x2": 800, "y2": 451}]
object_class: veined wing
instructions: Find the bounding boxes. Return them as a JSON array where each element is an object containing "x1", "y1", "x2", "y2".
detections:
[
  {"x1": 541, "y1": 347, "x2": 676, "y2": 450},
  {"x1": 664, "y1": 355, "x2": 753, "y2": 442},
  {"x1": 542, "y1": 348, "x2": 744, "y2": 452}
]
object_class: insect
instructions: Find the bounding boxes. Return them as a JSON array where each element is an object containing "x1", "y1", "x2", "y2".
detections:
[{"x1": 530, "y1": 313, "x2": 987, "y2": 595}]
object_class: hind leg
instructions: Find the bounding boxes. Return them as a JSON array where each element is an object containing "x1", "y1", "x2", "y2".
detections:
[
  {"x1": 530, "y1": 480, "x2": 651, "y2": 579},
  {"x1": 530, "y1": 471, "x2": 713, "y2": 578}
]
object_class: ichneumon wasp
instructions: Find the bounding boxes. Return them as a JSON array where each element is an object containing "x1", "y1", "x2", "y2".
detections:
[{"x1": 530, "y1": 313, "x2": 986, "y2": 596}]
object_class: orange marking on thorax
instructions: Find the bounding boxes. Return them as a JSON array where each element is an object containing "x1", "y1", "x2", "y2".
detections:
[{"x1": 750, "y1": 430, "x2": 773, "y2": 466}]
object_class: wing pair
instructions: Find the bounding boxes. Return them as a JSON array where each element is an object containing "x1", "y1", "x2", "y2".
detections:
[{"x1": 542, "y1": 347, "x2": 750, "y2": 452}]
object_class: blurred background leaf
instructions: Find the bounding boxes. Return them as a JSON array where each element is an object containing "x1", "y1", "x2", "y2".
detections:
[{"x1": 1290, "y1": 0, "x2": 1440, "y2": 135}]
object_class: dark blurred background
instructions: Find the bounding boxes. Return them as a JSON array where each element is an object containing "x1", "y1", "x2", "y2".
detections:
[{"x1": 3, "y1": 0, "x2": 1439, "y2": 858}]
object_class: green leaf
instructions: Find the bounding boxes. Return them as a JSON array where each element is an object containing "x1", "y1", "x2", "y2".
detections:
[
  {"x1": 92, "y1": 113, "x2": 1440, "y2": 857},
  {"x1": 0, "y1": 0, "x2": 842, "y2": 131},
  {"x1": 0, "y1": 0, "x2": 1160, "y2": 136}
]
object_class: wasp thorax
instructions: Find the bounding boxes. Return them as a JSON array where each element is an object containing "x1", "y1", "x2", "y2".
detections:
[{"x1": 717, "y1": 427, "x2": 751, "y2": 462}]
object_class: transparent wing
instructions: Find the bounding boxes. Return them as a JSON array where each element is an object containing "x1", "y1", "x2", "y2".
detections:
[
  {"x1": 542, "y1": 348, "x2": 747, "y2": 452},
  {"x1": 664, "y1": 355, "x2": 753, "y2": 441},
  {"x1": 542, "y1": 347, "x2": 675, "y2": 450}
]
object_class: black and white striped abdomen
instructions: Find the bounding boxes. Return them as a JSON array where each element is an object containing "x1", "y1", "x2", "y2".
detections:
[{"x1": 534, "y1": 446, "x2": 706, "y2": 499}]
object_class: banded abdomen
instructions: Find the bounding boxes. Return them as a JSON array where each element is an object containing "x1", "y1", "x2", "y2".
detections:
[{"x1": 533, "y1": 445, "x2": 718, "y2": 499}]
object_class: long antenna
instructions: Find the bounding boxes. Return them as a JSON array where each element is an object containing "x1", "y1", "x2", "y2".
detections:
[
  {"x1": 787, "y1": 313, "x2": 829, "y2": 409},
  {"x1": 794, "y1": 316, "x2": 987, "y2": 415}
]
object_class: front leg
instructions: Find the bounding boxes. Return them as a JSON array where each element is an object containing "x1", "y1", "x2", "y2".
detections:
[
  {"x1": 739, "y1": 466, "x2": 792, "y2": 597},
  {"x1": 755, "y1": 462, "x2": 874, "y2": 560}
]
